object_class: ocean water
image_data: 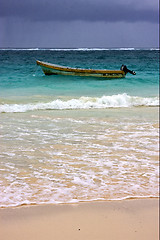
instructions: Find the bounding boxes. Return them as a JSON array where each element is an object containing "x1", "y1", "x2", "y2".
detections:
[{"x1": 0, "y1": 48, "x2": 159, "y2": 207}]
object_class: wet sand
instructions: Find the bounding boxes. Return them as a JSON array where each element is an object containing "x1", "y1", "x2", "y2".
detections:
[{"x1": 0, "y1": 199, "x2": 159, "y2": 240}]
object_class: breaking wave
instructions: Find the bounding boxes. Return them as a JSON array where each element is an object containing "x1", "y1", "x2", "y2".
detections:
[{"x1": 0, "y1": 94, "x2": 158, "y2": 113}]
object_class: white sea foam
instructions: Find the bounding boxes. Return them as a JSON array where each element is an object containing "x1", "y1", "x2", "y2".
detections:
[
  {"x1": 0, "y1": 94, "x2": 158, "y2": 113},
  {"x1": 0, "y1": 102, "x2": 158, "y2": 207},
  {"x1": 0, "y1": 48, "x2": 159, "y2": 51}
]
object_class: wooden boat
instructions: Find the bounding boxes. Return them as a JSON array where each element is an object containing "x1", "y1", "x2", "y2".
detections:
[{"x1": 36, "y1": 60, "x2": 136, "y2": 79}]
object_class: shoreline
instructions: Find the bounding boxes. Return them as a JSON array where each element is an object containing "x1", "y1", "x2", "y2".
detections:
[
  {"x1": 0, "y1": 195, "x2": 158, "y2": 210},
  {"x1": 0, "y1": 198, "x2": 159, "y2": 240}
]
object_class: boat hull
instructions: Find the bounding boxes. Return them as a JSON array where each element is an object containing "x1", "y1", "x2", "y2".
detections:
[{"x1": 36, "y1": 60, "x2": 126, "y2": 79}]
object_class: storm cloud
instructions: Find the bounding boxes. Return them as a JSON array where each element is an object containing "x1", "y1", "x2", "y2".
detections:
[
  {"x1": 0, "y1": 0, "x2": 158, "y2": 23},
  {"x1": 0, "y1": 0, "x2": 159, "y2": 48}
]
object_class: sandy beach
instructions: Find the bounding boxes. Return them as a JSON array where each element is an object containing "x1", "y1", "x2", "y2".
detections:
[{"x1": 0, "y1": 199, "x2": 159, "y2": 240}]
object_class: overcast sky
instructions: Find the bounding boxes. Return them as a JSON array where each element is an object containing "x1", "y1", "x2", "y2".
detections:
[{"x1": 0, "y1": 0, "x2": 159, "y2": 48}]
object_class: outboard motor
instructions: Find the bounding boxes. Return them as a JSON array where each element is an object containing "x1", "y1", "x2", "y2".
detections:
[{"x1": 121, "y1": 65, "x2": 136, "y2": 75}]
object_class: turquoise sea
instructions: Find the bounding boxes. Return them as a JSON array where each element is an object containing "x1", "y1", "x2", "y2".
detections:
[{"x1": 0, "y1": 48, "x2": 159, "y2": 207}]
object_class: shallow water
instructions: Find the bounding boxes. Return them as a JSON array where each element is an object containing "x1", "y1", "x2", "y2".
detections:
[{"x1": 0, "y1": 49, "x2": 159, "y2": 207}]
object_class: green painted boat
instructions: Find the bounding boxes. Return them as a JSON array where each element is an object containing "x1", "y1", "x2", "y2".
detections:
[{"x1": 37, "y1": 60, "x2": 136, "y2": 79}]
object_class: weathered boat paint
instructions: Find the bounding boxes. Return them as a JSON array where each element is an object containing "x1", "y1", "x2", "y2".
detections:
[{"x1": 36, "y1": 60, "x2": 127, "y2": 78}]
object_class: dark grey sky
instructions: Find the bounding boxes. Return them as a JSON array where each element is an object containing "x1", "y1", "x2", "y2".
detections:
[{"x1": 0, "y1": 0, "x2": 159, "y2": 48}]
